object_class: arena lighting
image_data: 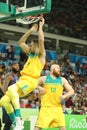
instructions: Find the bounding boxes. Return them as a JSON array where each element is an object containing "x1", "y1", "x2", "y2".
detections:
[{"x1": 4, "y1": 31, "x2": 15, "y2": 35}]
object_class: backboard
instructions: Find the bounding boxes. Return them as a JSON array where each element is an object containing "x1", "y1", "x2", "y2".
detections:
[{"x1": 0, "y1": 0, "x2": 51, "y2": 22}]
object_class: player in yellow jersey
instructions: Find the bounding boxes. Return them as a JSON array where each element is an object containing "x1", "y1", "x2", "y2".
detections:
[
  {"x1": 0, "y1": 18, "x2": 46, "y2": 130},
  {"x1": 35, "y1": 64, "x2": 74, "y2": 130}
]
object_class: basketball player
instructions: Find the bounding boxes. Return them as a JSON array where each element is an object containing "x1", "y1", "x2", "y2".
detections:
[
  {"x1": 35, "y1": 64, "x2": 74, "y2": 130},
  {"x1": 1, "y1": 62, "x2": 19, "y2": 130},
  {"x1": 0, "y1": 18, "x2": 45, "y2": 130}
]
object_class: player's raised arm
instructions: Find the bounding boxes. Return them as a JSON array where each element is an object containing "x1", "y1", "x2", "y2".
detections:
[
  {"x1": 38, "y1": 18, "x2": 46, "y2": 64},
  {"x1": 18, "y1": 24, "x2": 38, "y2": 54}
]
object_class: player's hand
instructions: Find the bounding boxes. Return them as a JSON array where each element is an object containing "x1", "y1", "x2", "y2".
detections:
[
  {"x1": 38, "y1": 86, "x2": 46, "y2": 95},
  {"x1": 31, "y1": 24, "x2": 38, "y2": 32},
  {"x1": 59, "y1": 95, "x2": 66, "y2": 100}
]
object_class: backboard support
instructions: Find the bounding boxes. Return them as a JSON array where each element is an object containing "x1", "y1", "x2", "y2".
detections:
[
  {"x1": 0, "y1": 0, "x2": 51, "y2": 22},
  {"x1": 0, "y1": 2, "x2": 16, "y2": 15}
]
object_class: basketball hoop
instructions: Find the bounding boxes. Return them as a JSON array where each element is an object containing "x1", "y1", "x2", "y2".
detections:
[{"x1": 16, "y1": 15, "x2": 43, "y2": 24}]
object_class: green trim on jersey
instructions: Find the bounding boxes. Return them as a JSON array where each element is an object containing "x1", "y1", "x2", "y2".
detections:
[{"x1": 45, "y1": 75, "x2": 62, "y2": 85}]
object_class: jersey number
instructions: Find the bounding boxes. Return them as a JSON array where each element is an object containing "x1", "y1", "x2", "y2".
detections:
[{"x1": 51, "y1": 88, "x2": 56, "y2": 92}]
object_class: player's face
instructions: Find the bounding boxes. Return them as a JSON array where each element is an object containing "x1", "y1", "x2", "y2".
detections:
[
  {"x1": 30, "y1": 42, "x2": 36, "y2": 53},
  {"x1": 12, "y1": 63, "x2": 19, "y2": 73},
  {"x1": 52, "y1": 65, "x2": 60, "y2": 77},
  {"x1": 30, "y1": 42, "x2": 39, "y2": 53}
]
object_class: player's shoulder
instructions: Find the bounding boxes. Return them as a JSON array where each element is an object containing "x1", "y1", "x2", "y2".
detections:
[
  {"x1": 60, "y1": 76, "x2": 67, "y2": 82},
  {"x1": 39, "y1": 75, "x2": 46, "y2": 81},
  {"x1": 5, "y1": 73, "x2": 13, "y2": 79},
  {"x1": 61, "y1": 76, "x2": 65, "y2": 79}
]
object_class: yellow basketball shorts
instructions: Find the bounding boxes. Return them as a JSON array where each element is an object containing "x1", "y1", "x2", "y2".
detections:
[
  {"x1": 16, "y1": 75, "x2": 38, "y2": 97},
  {"x1": 35, "y1": 106, "x2": 65, "y2": 128}
]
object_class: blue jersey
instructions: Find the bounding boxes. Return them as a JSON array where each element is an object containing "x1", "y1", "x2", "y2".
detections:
[{"x1": 8, "y1": 73, "x2": 18, "y2": 86}]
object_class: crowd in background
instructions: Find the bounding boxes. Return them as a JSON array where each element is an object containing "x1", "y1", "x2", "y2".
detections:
[
  {"x1": 0, "y1": 45, "x2": 87, "y2": 115},
  {"x1": 45, "y1": 0, "x2": 87, "y2": 40}
]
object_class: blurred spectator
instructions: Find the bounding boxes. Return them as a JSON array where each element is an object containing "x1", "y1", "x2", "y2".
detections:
[
  {"x1": 6, "y1": 45, "x2": 11, "y2": 59},
  {"x1": 65, "y1": 97, "x2": 74, "y2": 108},
  {"x1": 9, "y1": 45, "x2": 15, "y2": 61},
  {"x1": 19, "y1": 50, "x2": 28, "y2": 62}
]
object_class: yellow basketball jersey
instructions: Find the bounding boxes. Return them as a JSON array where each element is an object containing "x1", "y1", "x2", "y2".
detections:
[
  {"x1": 41, "y1": 75, "x2": 63, "y2": 107},
  {"x1": 20, "y1": 53, "x2": 44, "y2": 78}
]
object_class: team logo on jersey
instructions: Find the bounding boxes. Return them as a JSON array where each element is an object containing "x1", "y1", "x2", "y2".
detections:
[{"x1": 51, "y1": 88, "x2": 56, "y2": 92}]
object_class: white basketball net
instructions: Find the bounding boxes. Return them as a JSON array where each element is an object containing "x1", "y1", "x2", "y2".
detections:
[{"x1": 16, "y1": 15, "x2": 43, "y2": 24}]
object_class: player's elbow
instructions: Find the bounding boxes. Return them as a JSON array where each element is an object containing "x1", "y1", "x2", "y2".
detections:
[
  {"x1": 18, "y1": 41, "x2": 25, "y2": 48},
  {"x1": 18, "y1": 40, "x2": 22, "y2": 45}
]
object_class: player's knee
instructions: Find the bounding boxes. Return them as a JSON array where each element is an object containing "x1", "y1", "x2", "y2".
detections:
[
  {"x1": 8, "y1": 85, "x2": 19, "y2": 98},
  {"x1": 8, "y1": 84, "x2": 16, "y2": 93},
  {"x1": 8, "y1": 85, "x2": 17, "y2": 94}
]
